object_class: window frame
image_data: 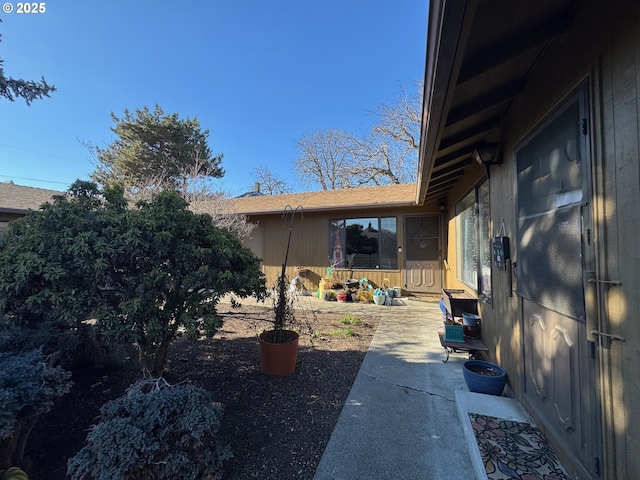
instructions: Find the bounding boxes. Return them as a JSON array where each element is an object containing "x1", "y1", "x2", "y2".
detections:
[
  {"x1": 329, "y1": 216, "x2": 398, "y2": 270},
  {"x1": 455, "y1": 180, "x2": 492, "y2": 303}
]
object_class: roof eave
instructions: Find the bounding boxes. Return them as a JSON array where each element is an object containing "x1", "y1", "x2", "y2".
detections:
[
  {"x1": 238, "y1": 200, "x2": 419, "y2": 216},
  {"x1": 416, "y1": 0, "x2": 476, "y2": 205},
  {"x1": 0, "y1": 207, "x2": 29, "y2": 215}
]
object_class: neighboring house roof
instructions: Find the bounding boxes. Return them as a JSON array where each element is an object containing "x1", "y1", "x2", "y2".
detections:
[
  {"x1": 0, "y1": 181, "x2": 63, "y2": 214},
  {"x1": 225, "y1": 183, "x2": 418, "y2": 215}
]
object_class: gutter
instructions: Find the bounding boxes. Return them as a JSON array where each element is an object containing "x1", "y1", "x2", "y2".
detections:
[{"x1": 236, "y1": 200, "x2": 419, "y2": 216}]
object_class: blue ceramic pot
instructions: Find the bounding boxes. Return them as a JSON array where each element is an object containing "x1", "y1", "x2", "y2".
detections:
[
  {"x1": 463, "y1": 360, "x2": 506, "y2": 396},
  {"x1": 462, "y1": 313, "x2": 480, "y2": 326}
]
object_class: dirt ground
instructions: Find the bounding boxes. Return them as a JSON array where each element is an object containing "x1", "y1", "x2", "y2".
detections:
[{"x1": 24, "y1": 304, "x2": 381, "y2": 480}]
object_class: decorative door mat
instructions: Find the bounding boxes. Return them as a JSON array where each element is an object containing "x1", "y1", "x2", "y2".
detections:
[{"x1": 468, "y1": 413, "x2": 572, "y2": 480}]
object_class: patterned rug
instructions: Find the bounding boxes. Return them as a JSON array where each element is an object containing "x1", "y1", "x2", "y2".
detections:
[{"x1": 469, "y1": 413, "x2": 572, "y2": 480}]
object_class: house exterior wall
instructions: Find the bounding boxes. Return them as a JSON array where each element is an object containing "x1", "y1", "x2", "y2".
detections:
[
  {"x1": 440, "y1": 0, "x2": 639, "y2": 478},
  {"x1": 245, "y1": 203, "x2": 435, "y2": 294},
  {"x1": 592, "y1": 3, "x2": 640, "y2": 477},
  {"x1": 0, "y1": 212, "x2": 23, "y2": 237}
]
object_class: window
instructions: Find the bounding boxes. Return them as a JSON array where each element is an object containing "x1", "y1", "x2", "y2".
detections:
[
  {"x1": 456, "y1": 181, "x2": 492, "y2": 301},
  {"x1": 516, "y1": 100, "x2": 582, "y2": 217},
  {"x1": 515, "y1": 90, "x2": 586, "y2": 319},
  {"x1": 329, "y1": 217, "x2": 397, "y2": 270}
]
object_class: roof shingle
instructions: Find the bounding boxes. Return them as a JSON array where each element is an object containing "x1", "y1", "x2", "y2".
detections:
[
  {"x1": 225, "y1": 183, "x2": 418, "y2": 214},
  {"x1": 0, "y1": 181, "x2": 64, "y2": 213}
]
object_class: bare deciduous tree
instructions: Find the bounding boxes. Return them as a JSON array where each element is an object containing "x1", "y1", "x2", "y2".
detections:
[
  {"x1": 371, "y1": 82, "x2": 422, "y2": 153},
  {"x1": 294, "y1": 129, "x2": 353, "y2": 190},
  {"x1": 365, "y1": 82, "x2": 422, "y2": 184},
  {"x1": 113, "y1": 153, "x2": 256, "y2": 242},
  {"x1": 292, "y1": 82, "x2": 422, "y2": 190},
  {"x1": 343, "y1": 136, "x2": 402, "y2": 186},
  {"x1": 251, "y1": 166, "x2": 292, "y2": 195}
]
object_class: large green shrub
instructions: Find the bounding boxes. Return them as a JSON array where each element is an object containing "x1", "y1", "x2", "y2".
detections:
[
  {"x1": 0, "y1": 181, "x2": 267, "y2": 375},
  {"x1": 67, "y1": 378, "x2": 230, "y2": 480},
  {"x1": 0, "y1": 348, "x2": 73, "y2": 469}
]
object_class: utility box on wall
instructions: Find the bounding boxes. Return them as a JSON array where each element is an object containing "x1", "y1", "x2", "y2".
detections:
[{"x1": 492, "y1": 236, "x2": 510, "y2": 270}]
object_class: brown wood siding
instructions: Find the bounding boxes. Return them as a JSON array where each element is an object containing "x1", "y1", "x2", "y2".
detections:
[
  {"x1": 440, "y1": 1, "x2": 640, "y2": 477},
  {"x1": 599, "y1": 1, "x2": 640, "y2": 478},
  {"x1": 245, "y1": 204, "x2": 432, "y2": 294}
]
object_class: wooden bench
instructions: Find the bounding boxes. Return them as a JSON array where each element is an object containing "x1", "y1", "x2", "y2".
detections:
[{"x1": 437, "y1": 332, "x2": 488, "y2": 363}]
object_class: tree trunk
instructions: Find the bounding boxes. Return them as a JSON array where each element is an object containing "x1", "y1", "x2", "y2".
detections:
[
  {"x1": 0, "y1": 433, "x2": 18, "y2": 470},
  {"x1": 0, "y1": 413, "x2": 35, "y2": 470},
  {"x1": 13, "y1": 413, "x2": 39, "y2": 467},
  {"x1": 151, "y1": 338, "x2": 171, "y2": 378}
]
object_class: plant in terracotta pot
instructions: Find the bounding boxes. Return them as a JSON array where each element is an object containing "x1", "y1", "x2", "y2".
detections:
[
  {"x1": 336, "y1": 290, "x2": 350, "y2": 302},
  {"x1": 258, "y1": 205, "x2": 303, "y2": 376},
  {"x1": 322, "y1": 290, "x2": 337, "y2": 301}
]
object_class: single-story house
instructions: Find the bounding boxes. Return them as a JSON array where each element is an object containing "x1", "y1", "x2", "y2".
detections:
[
  {"x1": 226, "y1": 183, "x2": 444, "y2": 293},
  {"x1": 0, "y1": 181, "x2": 63, "y2": 236},
  {"x1": 417, "y1": 0, "x2": 639, "y2": 478},
  {"x1": 230, "y1": 0, "x2": 639, "y2": 477}
]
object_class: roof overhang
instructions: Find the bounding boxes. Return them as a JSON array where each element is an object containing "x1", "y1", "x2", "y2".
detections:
[
  {"x1": 235, "y1": 200, "x2": 418, "y2": 216},
  {"x1": 417, "y1": 0, "x2": 574, "y2": 205},
  {"x1": 0, "y1": 207, "x2": 29, "y2": 215}
]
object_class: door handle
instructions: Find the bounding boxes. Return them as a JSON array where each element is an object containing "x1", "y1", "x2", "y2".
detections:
[
  {"x1": 590, "y1": 330, "x2": 625, "y2": 349},
  {"x1": 585, "y1": 271, "x2": 598, "y2": 342},
  {"x1": 587, "y1": 278, "x2": 622, "y2": 286},
  {"x1": 590, "y1": 330, "x2": 625, "y2": 342}
]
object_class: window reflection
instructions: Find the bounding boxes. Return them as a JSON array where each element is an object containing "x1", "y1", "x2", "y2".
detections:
[{"x1": 329, "y1": 217, "x2": 397, "y2": 269}]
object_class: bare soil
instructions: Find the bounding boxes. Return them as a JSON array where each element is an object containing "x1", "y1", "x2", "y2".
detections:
[{"x1": 24, "y1": 304, "x2": 381, "y2": 480}]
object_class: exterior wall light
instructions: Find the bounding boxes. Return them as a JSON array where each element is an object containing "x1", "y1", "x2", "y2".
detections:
[{"x1": 472, "y1": 143, "x2": 501, "y2": 178}]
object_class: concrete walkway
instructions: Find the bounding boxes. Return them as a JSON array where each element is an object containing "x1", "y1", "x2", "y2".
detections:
[
  {"x1": 303, "y1": 296, "x2": 477, "y2": 480},
  {"x1": 226, "y1": 293, "x2": 558, "y2": 480}
]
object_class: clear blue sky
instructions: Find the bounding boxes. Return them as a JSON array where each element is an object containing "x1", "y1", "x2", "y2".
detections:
[{"x1": 0, "y1": 0, "x2": 428, "y2": 195}]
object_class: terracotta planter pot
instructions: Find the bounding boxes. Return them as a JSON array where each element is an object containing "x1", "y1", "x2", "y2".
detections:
[
  {"x1": 463, "y1": 360, "x2": 507, "y2": 396},
  {"x1": 259, "y1": 330, "x2": 299, "y2": 376}
]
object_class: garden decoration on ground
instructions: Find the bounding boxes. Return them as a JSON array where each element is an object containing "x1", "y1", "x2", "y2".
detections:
[{"x1": 320, "y1": 277, "x2": 376, "y2": 303}]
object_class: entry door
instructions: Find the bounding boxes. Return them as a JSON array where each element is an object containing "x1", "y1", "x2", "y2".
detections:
[
  {"x1": 516, "y1": 87, "x2": 600, "y2": 479},
  {"x1": 404, "y1": 215, "x2": 441, "y2": 293}
]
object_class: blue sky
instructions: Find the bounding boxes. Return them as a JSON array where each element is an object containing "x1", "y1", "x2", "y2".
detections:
[{"x1": 1, "y1": 1, "x2": 428, "y2": 195}]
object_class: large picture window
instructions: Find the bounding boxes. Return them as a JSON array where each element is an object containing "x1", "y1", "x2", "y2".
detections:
[
  {"x1": 329, "y1": 217, "x2": 398, "y2": 270},
  {"x1": 456, "y1": 181, "x2": 492, "y2": 301}
]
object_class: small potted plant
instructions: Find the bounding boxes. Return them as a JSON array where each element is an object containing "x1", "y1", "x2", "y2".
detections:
[
  {"x1": 336, "y1": 290, "x2": 349, "y2": 302},
  {"x1": 258, "y1": 205, "x2": 303, "y2": 376},
  {"x1": 322, "y1": 290, "x2": 337, "y2": 301},
  {"x1": 373, "y1": 288, "x2": 387, "y2": 305},
  {"x1": 443, "y1": 318, "x2": 464, "y2": 343},
  {"x1": 258, "y1": 273, "x2": 300, "y2": 376}
]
